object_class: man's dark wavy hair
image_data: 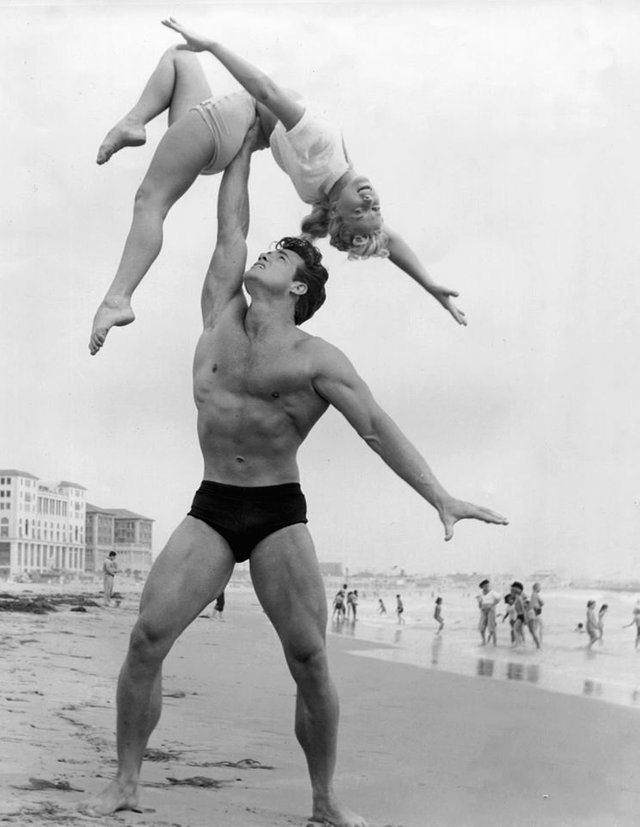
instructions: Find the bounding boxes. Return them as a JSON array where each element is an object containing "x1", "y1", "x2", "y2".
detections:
[{"x1": 275, "y1": 236, "x2": 329, "y2": 325}]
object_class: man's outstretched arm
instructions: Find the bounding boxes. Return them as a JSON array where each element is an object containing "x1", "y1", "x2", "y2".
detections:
[
  {"x1": 311, "y1": 341, "x2": 507, "y2": 540},
  {"x1": 201, "y1": 121, "x2": 262, "y2": 327}
]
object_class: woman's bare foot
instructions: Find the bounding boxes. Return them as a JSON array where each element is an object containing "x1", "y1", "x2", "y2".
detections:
[
  {"x1": 78, "y1": 778, "x2": 139, "y2": 816},
  {"x1": 96, "y1": 117, "x2": 146, "y2": 165},
  {"x1": 89, "y1": 297, "x2": 135, "y2": 355},
  {"x1": 309, "y1": 797, "x2": 368, "y2": 827}
]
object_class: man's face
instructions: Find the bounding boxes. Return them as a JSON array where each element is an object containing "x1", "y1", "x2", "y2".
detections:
[
  {"x1": 482, "y1": 583, "x2": 490, "y2": 594},
  {"x1": 245, "y1": 248, "x2": 305, "y2": 295}
]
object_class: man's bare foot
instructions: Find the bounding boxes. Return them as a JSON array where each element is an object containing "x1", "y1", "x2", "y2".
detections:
[
  {"x1": 96, "y1": 117, "x2": 146, "y2": 165},
  {"x1": 78, "y1": 778, "x2": 139, "y2": 816},
  {"x1": 309, "y1": 797, "x2": 368, "y2": 827},
  {"x1": 89, "y1": 298, "x2": 135, "y2": 355},
  {"x1": 439, "y1": 498, "x2": 508, "y2": 542}
]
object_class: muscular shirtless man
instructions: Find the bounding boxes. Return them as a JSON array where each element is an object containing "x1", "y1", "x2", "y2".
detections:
[{"x1": 81, "y1": 123, "x2": 507, "y2": 827}]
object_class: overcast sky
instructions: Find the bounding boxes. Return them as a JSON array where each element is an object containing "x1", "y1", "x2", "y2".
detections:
[{"x1": 2, "y1": 0, "x2": 640, "y2": 579}]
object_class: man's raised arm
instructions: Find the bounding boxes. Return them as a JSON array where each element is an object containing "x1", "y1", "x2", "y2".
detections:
[
  {"x1": 201, "y1": 120, "x2": 262, "y2": 327},
  {"x1": 311, "y1": 341, "x2": 508, "y2": 541}
]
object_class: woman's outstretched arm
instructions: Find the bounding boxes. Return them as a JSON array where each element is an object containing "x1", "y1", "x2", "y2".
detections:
[
  {"x1": 162, "y1": 18, "x2": 305, "y2": 131},
  {"x1": 384, "y1": 227, "x2": 467, "y2": 325}
]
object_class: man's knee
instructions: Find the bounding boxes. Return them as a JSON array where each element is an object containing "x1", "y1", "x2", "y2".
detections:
[
  {"x1": 128, "y1": 616, "x2": 173, "y2": 665},
  {"x1": 286, "y1": 640, "x2": 328, "y2": 684}
]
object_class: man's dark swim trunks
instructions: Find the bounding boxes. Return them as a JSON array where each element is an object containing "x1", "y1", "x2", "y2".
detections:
[{"x1": 188, "y1": 480, "x2": 308, "y2": 563}]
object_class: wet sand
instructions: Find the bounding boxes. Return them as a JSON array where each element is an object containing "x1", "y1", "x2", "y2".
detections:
[{"x1": 1, "y1": 585, "x2": 640, "y2": 826}]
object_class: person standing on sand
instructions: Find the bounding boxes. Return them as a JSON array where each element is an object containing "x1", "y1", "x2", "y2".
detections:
[
  {"x1": 396, "y1": 595, "x2": 405, "y2": 625},
  {"x1": 476, "y1": 579, "x2": 500, "y2": 646},
  {"x1": 79, "y1": 123, "x2": 506, "y2": 826},
  {"x1": 211, "y1": 590, "x2": 225, "y2": 621},
  {"x1": 378, "y1": 598, "x2": 387, "y2": 615},
  {"x1": 102, "y1": 552, "x2": 118, "y2": 607}
]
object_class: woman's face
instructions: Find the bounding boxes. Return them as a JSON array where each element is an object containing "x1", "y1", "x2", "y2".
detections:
[{"x1": 332, "y1": 175, "x2": 383, "y2": 236}]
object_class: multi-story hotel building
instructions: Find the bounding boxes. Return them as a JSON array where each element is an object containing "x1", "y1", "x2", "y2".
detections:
[
  {"x1": 0, "y1": 469, "x2": 86, "y2": 578},
  {"x1": 85, "y1": 505, "x2": 153, "y2": 576}
]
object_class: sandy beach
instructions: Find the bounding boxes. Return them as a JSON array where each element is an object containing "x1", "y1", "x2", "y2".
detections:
[{"x1": 1, "y1": 583, "x2": 640, "y2": 827}]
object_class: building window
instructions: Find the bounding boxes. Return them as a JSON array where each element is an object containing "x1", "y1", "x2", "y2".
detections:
[{"x1": 0, "y1": 518, "x2": 8, "y2": 538}]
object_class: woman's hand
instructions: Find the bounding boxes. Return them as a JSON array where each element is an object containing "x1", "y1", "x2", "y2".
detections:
[
  {"x1": 431, "y1": 285, "x2": 467, "y2": 326},
  {"x1": 161, "y1": 17, "x2": 211, "y2": 52}
]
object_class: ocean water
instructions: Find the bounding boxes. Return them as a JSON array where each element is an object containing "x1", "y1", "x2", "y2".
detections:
[{"x1": 328, "y1": 588, "x2": 640, "y2": 710}]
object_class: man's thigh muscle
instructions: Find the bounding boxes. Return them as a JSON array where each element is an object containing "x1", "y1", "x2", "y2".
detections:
[
  {"x1": 137, "y1": 516, "x2": 234, "y2": 644},
  {"x1": 249, "y1": 524, "x2": 328, "y2": 655}
]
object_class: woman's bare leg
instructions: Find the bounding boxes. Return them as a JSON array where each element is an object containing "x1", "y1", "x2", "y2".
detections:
[
  {"x1": 89, "y1": 108, "x2": 215, "y2": 354},
  {"x1": 97, "y1": 47, "x2": 212, "y2": 164}
]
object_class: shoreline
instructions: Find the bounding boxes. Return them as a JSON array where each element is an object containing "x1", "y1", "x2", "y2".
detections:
[{"x1": 1, "y1": 588, "x2": 640, "y2": 825}]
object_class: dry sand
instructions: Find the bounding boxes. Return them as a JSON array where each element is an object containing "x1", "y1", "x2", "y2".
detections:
[{"x1": 1, "y1": 584, "x2": 640, "y2": 827}]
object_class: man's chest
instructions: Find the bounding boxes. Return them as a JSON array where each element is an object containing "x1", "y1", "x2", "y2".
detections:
[{"x1": 194, "y1": 329, "x2": 310, "y2": 399}]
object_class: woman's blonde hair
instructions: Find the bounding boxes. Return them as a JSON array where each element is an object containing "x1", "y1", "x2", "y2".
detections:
[{"x1": 300, "y1": 199, "x2": 389, "y2": 261}]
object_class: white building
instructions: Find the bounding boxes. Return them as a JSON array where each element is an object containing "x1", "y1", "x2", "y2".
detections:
[
  {"x1": 0, "y1": 469, "x2": 86, "y2": 579},
  {"x1": 85, "y1": 504, "x2": 153, "y2": 576}
]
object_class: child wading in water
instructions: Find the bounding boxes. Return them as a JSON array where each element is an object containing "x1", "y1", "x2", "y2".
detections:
[{"x1": 89, "y1": 18, "x2": 466, "y2": 354}]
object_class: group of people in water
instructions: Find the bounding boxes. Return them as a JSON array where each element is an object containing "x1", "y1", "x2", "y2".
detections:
[
  {"x1": 475, "y1": 578, "x2": 543, "y2": 648},
  {"x1": 332, "y1": 582, "x2": 640, "y2": 653}
]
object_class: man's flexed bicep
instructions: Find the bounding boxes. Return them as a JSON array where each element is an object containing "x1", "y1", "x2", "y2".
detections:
[
  {"x1": 201, "y1": 121, "x2": 262, "y2": 327},
  {"x1": 311, "y1": 342, "x2": 390, "y2": 449}
]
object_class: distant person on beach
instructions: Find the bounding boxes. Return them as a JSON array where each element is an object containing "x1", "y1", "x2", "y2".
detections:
[
  {"x1": 623, "y1": 601, "x2": 640, "y2": 649},
  {"x1": 530, "y1": 581, "x2": 544, "y2": 644},
  {"x1": 332, "y1": 588, "x2": 347, "y2": 622},
  {"x1": 510, "y1": 581, "x2": 527, "y2": 646},
  {"x1": 378, "y1": 598, "x2": 387, "y2": 615},
  {"x1": 434, "y1": 597, "x2": 444, "y2": 633},
  {"x1": 586, "y1": 600, "x2": 599, "y2": 648},
  {"x1": 211, "y1": 590, "x2": 225, "y2": 620},
  {"x1": 575, "y1": 622, "x2": 585, "y2": 633},
  {"x1": 476, "y1": 579, "x2": 500, "y2": 646},
  {"x1": 88, "y1": 18, "x2": 466, "y2": 355},
  {"x1": 523, "y1": 597, "x2": 541, "y2": 649},
  {"x1": 80, "y1": 124, "x2": 506, "y2": 825},
  {"x1": 347, "y1": 590, "x2": 358, "y2": 622},
  {"x1": 396, "y1": 595, "x2": 406, "y2": 625},
  {"x1": 597, "y1": 603, "x2": 608, "y2": 643},
  {"x1": 102, "y1": 552, "x2": 118, "y2": 608},
  {"x1": 501, "y1": 593, "x2": 516, "y2": 644}
]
